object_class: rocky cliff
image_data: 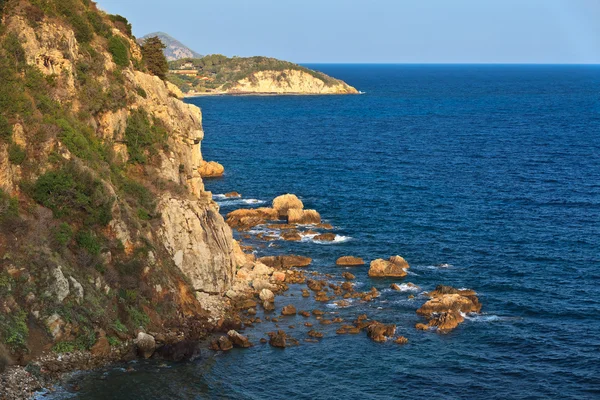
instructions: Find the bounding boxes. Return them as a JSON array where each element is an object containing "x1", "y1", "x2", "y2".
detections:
[
  {"x1": 0, "y1": 0, "x2": 238, "y2": 366},
  {"x1": 226, "y1": 69, "x2": 358, "y2": 95}
]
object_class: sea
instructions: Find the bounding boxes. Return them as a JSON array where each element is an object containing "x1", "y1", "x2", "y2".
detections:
[{"x1": 45, "y1": 65, "x2": 600, "y2": 399}]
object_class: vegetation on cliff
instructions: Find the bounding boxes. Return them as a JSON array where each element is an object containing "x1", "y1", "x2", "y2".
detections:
[
  {"x1": 167, "y1": 54, "x2": 353, "y2": 94},
  {"x1": 0, "y1": 0, "x2": 233, "y2": 367}
]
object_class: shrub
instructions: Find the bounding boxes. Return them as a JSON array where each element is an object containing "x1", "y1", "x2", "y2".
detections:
[
  {"x1": 52, "y1": 222, "x2": 73, "y2": 246},
  {"x1": 86, "y1": 11, "x2": 110, "y2": 36},
  {"x1": 108, "y1": 36, "x2": 129, "y2": 67},
  {"x1": 0, "y1": 311, "x2": 29, "y2": 351},
  {"x1": 124, "y1": 110, "x2": 167, "y2": 164},
  {"x1": 3, "y1": 33, "x2": 26, "y2": 70},
  {"x1": 128, "y1": 306, "x2": 150, "y2": 328},
  {"x1": 108, "y1": 14, "x2": 132, "y2": 37},
  {"x1": 0, "y1": 188, "x2": 18, "y2": 220},
  {"x1": 8, "y1": 143, "x2": 26, "y2": 165},
  {"x1": 31, "y1": 163, "x2": 113, "y2": 226},
  {"x1": 0, "y1": 116, "x2": 12, "y2": 141},
  {"x1": 75, "y1": 230, "x2": 102, "y2": 256},
  {"x1": 52, "y1": 341, "x2": 75, "y2": 354},
  {"x1": 112, "y1": 319, "x2": 127, "y2": 333},
  {"x1": 136, "y1": 87, "x2": 147, "y2": 98}
]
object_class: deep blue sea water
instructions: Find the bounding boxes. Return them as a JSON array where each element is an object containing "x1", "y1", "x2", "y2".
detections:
[{"x1": 52, "y1": 65, "x2": 600, "y2": 399}]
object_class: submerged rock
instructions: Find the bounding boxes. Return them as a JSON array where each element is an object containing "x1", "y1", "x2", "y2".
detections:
[{"x1": 336, "y1": 256, "x2": 365, "y2": 266}]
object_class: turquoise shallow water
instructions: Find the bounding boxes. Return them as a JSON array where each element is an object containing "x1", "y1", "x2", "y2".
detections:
[{"x1": 50, "y1": 65, "x2": 600, "y2": 399}]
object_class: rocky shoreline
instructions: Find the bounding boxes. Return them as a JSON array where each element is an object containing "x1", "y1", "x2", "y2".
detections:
[{"x1": 1, "y1": 192, "x2": 483, "y2": 399}]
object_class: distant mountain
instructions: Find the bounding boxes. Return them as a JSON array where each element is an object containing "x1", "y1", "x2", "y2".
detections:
[{"x1": 139, "y1": 32, "x2": 202, "y2": 61}]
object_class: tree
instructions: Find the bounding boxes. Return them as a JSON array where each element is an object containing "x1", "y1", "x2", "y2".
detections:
[{"x1": 141, "y1": 37, "x2": 168, "y2": 80}]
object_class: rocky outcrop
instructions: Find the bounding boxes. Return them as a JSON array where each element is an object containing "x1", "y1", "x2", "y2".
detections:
[
  {"x1": 228, "y1": 69, "x2": 358, "y2": 95},
  {"x1": 272, "y1": 194, "x2": 303, "y2": 218},
  {"x1": 368, "y1": 256, "x2": 410, "y2": 278},
  {"x1": 287, "y1": 209, "x2": 321, "y2": 225},
  {"x1": 159, "y1": 197, "x2": 236, "y2": 293},
  {"x1": 257, "y1": 255, "x2": 312, "y2": 269},
  {"x1": 416, "y1": 285, "x2": 481, "y2": 333}
]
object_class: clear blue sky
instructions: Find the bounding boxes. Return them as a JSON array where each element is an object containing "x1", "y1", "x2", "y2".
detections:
[{"x1": 95, "y1": 0, "x2": 600, "y2": 64}]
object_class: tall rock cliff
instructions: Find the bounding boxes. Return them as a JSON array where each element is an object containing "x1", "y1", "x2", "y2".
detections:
[{"x1": 0, "y1": 0, "x2": 237, "y2": 364}]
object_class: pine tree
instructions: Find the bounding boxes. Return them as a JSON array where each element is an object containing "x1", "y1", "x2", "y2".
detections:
[{"x1": 141, "y1": 37, "x2": 168, "y2": 80}]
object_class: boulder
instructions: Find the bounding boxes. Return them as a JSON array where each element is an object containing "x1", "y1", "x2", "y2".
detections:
[
  {"x1": 336, "y1": 256, "x2": 365, "y2": 266},
  {"x1": 268, "y1": 330, "x2": 287, "y2": 348},
  {"x1": 218, "y1": 336, "x2": 233, "y2": 351},
  {"x1": 368, "y1": 256, "x2": 409, "y2": 278},
  {"x1": 263, "y1": 301, "x2": 275, "y2": 311},
  {"x1": 136, "y1": 332, "x2": 156, "y2": 359},
  {"x1": 199, "y1": 160, "x2": 224, "y2": 178},
  {"x1": 227, "y1": 330, "x2": 252, "y2": 348},
  {"x1": 272, "y1": 194, "x2": 304, "y2": 218},
  {"x1": 224, "y1": 192, "x2": 241, "y2": 198},
  {"x1": 307, "y1": 330, "x2": 323, "y2": 338},
  {"x1": 299, "y1": 310, "x2": 311, "y2": 317},
  {"x1": 287, "y1": 209, "x2": 321, "y2": 225},
  {"x1": 342, "y1": 272, "x2": 356, "y2": 280},
  {"x1": 281, "y1": 305, "x2": 297, "y2": 316},
  {"x1": 415, "y1": 285, "x2": 481, "y2": 333},
  {"x1": 366, "y1": 322, "x2": 396, "y2": 342},
  {"x1": 336, "y1": 325, "x2": 361, "y2": 335},
  {"x1": 271, "y1": 271, "x2": 286, "y2": 282},
  {"x1": 226, "y1": 208, "x2": 279, "y2": 230},
  {"x1": 395, "y1": 336, "x2": 409, "y2": 345},
  {"x1": 281, "y1": 231, "x2": 302, "y2": 241},
  {"x1": 258, "y1": 255, "x2": 312, "y2": 269},
  {"x1": 314, "y1": 233, "x2": 336, "y2": 242},
  {"x1": 259, "y1": 289, "x2": 275, "y2": 303}
]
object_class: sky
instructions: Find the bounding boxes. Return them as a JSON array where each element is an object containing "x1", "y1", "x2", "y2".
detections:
[{"x1": 95, "y1": 0, "x2": 600, "y2": 64}]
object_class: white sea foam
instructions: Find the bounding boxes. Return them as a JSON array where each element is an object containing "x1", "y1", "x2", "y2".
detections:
[
  {"x1": 393, "y1": 283, "x2": 421, "y2": 293},
  {"x1": 216, "y1": 198, "x2": 266, "y2": 207},
  {"x1": 461, "y1": 313, "x2": 502, "y2": 322},
  {"x1": 314, "y1": 235, "x2": 352, "y2": 244}
]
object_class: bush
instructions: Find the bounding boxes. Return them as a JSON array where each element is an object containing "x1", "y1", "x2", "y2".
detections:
[
  {"x1": 124, "y1": 110, "x2": 167, "y2": 164},
  {"x1": 0, "y1": 311, "x2": 29, "y2": 351},
  {"x1": 0, "y1": 115, "x2": 12, "y2": 142},
  {"x1": 52, "y1": 341, "x2": 75, "y2": 354},
  {"x1": 108, "y1": 36, "x2": 129, "y2": 67},
  {"x1": 76, "y1": 230, "x2": 102, "y2": 256},
  {"x1": 108, "y1": 14, "x2": 132, "y2": 37},
  {"x1": 0, "y1": 188, "x2": 18, "y2": 220},
  {"x1": 128, "y1": 306, "x2": 150, "y2": 328},
  {"x1": 8, "y1": 143, "x2": 26, "y2": 165},
  {"x1": 52, "y1": 222, "x2": 73, "y2": 246},
  {"x1": 31, "y1": 163, "x2": 113, "y2": 226},
  {"x1": 3, "y1": 33, "x2": 26, "y2": 70}
]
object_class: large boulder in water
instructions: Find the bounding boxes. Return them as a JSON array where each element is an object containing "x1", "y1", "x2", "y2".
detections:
[
  {"x1": 366, "y1": 322, "x2": 396, "y2": 342},
  {"x1": 268, "y1": 330, "x2": 288, "y2": 348},
  {"x1": 287, "y1": 209, "x2": 321, "y2": 225},
  {"x1": 227, "y1": 330, "x2": 252, "y2": 348},
  {"x1": 368, "y1": 256, "x2": 409, "y2": 278},
  {"x1": 272, "y1": 194, "x2": 304, "y2": 218},
  {"x1": 416, "y1": 285, "x2": 481, "y2": 333},
  {"x1": 199, "y1": 160, "x2": 224, "y2": 178},
  {"x1": 226, "y1": 207, "x2": 279, "y2": 229}
]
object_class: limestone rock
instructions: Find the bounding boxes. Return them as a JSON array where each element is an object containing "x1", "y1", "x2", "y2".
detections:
[
  {"x1": 368, "y1": 256, "x2": 409, "y2": 278},
  {"x1": 268, "y1": 330, "x2": 287, "y2": 348},
  {"x1": 226, "y1": 207, "x2": 279, "y2": 229},
  {"x1": 68, "y1": 277, "x2": 84, "y2": 304},
  {"x1": 199, "y1": 160, "x2": 224, "y2": 178},
  {"x1": 287, "y1": 209, "x2": 321, "y2": 225},
  {"x1": 281, "y1": 305, "x2": 297, "y2": 316},
  {"x1": 227, "y1": 330, "x2": 252, "y2": 348},
  {"x1": 258, "y1": 255, "x2": 312, "y2": 269},
  {"x1": 259, "y1": 289, "x2": 275, "y2": 303},
  {"x1": 366, "y1": 322, "x2": 396, "y2": 342},
  {"x1": 136, "y1": 332, "x2": 156, "y2": 359},
  {"x1": 272, "y1": 194, "x2": 304, "y2": 218},
  {"x1": 218, "y1": 336, "x2": 233, "y2": 351},
  {"x1": 159, "y1": 196, "x2": 235, "y2": 293},
  {"x1": 314, "y1": 233, "x2": 336, "y2": 242},
  {"x1": 49, "y1": 267, "x2": 70, "y2": 303},
  {"x1": 336, "y1": 256, "x2": 365, "y2": 266},
  {"x1": 416, "y1": 285, "x2": 481, "y2": 333}
]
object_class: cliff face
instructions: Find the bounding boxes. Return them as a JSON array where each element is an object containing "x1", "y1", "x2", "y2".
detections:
[
  {"x1": 0, "y1": 0, "x2": 236, "y2": 364},
  {"x1": 228, "y1": 69, "x2": 358, "y2": 95}
]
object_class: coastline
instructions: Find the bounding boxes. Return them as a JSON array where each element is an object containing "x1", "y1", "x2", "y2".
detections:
[{"x1": 183, "y1": 91, "x2": 362, "y2": 98}]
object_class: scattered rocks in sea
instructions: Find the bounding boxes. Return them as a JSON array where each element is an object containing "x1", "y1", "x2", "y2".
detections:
[
  {"x1": 227, "y1": 330, "x2": 252, "y2": 348},
  {"x1": 302, "y1": 289, "x2": 310, "y2": 297},
  {"x1": 281, "y1": 231, "x2": 302, "y2": 241},
  {"x1": 281, "y1": 305, "x2": 297, "y2": 316},
  {"x1": 368, "y1": 256, "x2": 409, "y2": 278},
  {"x1": 336, "y1": 256, "x2": 365, "y2": 266},
  {"x1": 199, "y1": 160, "x2": 225, "y2": 178},
  {"x1": 317, "y1": 223, "x2": 334, "y2": 230},
  {"x1": 268, "y1": 330, "x2": 288, "y2": 348},
  {"x1": 312, "y1": 309, "x2": 325, "y2": 316},
  {"x1": 416, "y1": 285, "x2": 481, "y2": 333},
  {"x1": 307, "y1": 330, "x2": 324, "y2": 338},
  {"x1": 258, "y1": 255, "x2": 312, "y2": 269}
]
